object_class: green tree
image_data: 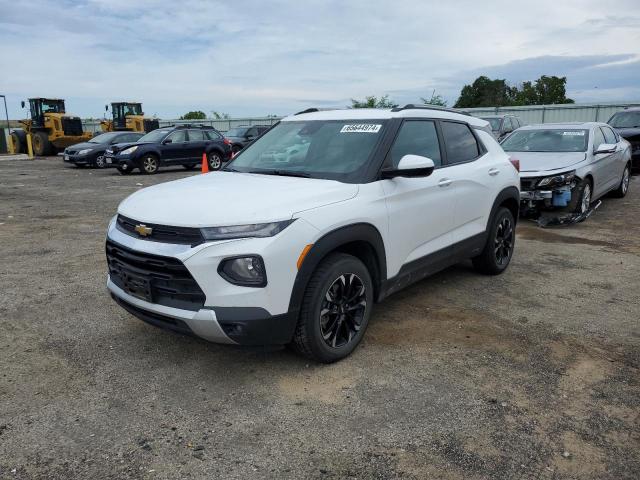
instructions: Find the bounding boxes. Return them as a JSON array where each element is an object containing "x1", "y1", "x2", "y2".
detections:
[
  {"x1": 180, "y1": 110, "x2": 207, "y2": 120},
  {"x1": 454, "y1": 76, "x2": 516, "y2": 108},
  {"x1": 420, "y1": 91, "x2": 447, "y2": 107},
  {"x1": 350, "y1": 95, "x2": 398, "y2": 109},
  {"x1": 454, "y1": 75, "x2": 574, "y2": 108}
]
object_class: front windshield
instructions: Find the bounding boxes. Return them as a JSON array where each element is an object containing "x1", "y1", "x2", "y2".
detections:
[
  {"x1": 608, "y1": 111, "x2": 640, "y2": 128},
  {"x1": 89, "y1": 132, "x2": 122, "y2": 144},
  {"x1": 501, "y1": 129, "x2": 589, "y2": 152},
  {"x1": 124, "y1": 104, "x2": 143, "y2": 115},
  {"x1": 41, "y1": 100, "x2": 64, "y2": 113},
  {"x1": 482, "y1": 118, "x2": 502, "y2": 131},
  {"x1": 226, "y1": 127, "x2": 250, "y2": 137},
  {"x1": 226, "y1": 120, "x2": 388, "y2": 181},
  {"x1": 137, "y1": 129, "x2": 171, "y2": 143}
]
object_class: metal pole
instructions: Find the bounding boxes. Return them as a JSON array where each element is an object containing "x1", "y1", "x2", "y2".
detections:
[{"x1": 1, "y1": 95, "x2": 10, "y2": 153}]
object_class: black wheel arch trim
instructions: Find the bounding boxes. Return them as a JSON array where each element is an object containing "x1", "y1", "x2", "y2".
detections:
[
  {"x1": 488, "y1": 186, "x2": 520, "y2": 228},
  {"x1": 287, "y1": 223, "x2": 387, "y2": 319}
]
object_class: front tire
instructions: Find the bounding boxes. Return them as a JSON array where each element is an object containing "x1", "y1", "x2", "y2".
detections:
[
  {"x1": 570, "y1": 178, "x2": 592, "y2": 214},
  {"x1": 611, "y1": 164, "x2": 630, "y2": 198},
  {"x1": 32, "y1": 132, "x2": 52, "y2": 156},
  {"x1": 95, "y1": 154, "x2": 106, "y2": 168},
  {"x1": 472, "y1": 207, "x2": 515, "y2": 275},
  {"x1": 117, "y1": 166, "x2": 132, "y2": 175},
  {"x1": 10, "y1": 132, "x2": 23, "y2": 154},
  {"x1": 292, "y1": 253, "x2": 373, "y2": 363},
  {"x1": 140, "y1": 154, "x2": 159, "y2": 174}
]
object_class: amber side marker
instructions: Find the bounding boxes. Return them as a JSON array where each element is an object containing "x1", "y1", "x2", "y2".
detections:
[{"x1": 297, "y1": 244, "x2": 313, "y2": 270}]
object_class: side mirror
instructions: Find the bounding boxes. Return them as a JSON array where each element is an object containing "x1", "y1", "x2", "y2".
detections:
[
  {"x1": 381, "y1": 154, "x2": 435, "y2": 179},
  {"x1": 594, "y1": 143, "x2": 616, "y2": 154},
  {"x1": 163, "y1": 139, "x2": 173, "y2": 144},
  {"x1": 21, "y1": 101, "x2": 25, "y2": 109},
  {"x1": 105, "y1": 104, "x2": 109, "y2": 111}
]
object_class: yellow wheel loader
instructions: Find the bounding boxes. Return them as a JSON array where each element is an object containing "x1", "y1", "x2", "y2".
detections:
[
  {"x1": 100, "y1": 102, "x2": 159, "y2": 133},
  {"x1": 10, "y1": 98, "x2": 92, "y2": 156}
]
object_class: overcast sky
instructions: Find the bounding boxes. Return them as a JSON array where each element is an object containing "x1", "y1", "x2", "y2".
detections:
[{"x1": 1, "y1": 0, "x2": 639, "y2": 119}]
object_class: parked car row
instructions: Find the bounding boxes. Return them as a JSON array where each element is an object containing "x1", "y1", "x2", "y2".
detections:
[{"x1": 63, "y1": 124, "x2": 271, "y2": 174}]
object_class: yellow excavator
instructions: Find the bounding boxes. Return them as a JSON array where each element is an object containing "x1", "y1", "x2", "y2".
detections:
[
  {"x1": 100, "y1": 102, "x2": 159, "y2": 133},
  {"x1": 11, "y1": 98, "x2": 92, "y2": 156}
]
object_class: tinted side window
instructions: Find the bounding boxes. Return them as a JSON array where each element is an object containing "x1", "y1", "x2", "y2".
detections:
[
  {"x1": 592, "y1": 128, "x2": 606, "y2": 151},
  {"x1": 204, "y1": 130, "x2": 222, "y2": 140},
  {"x1": 188, "y1": 130, "x2": 205, "y2": 142},
  {"x1": 389, "y1": 120, "x2": 442, "y2": 168},
  {"x1": 166, "y1": 130, "x2": 186, "y2": 143},
  {"x1": 602, "y1": 126, "x2": 617, "y2": 144},
  {"x1": 441, "y1": 121, "x2": 480, "y2": 164}
]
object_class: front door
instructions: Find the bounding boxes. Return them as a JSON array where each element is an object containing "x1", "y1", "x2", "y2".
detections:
[
  {"x1": 161, "y1": 130, "x2": 189, "y2": 163},
  {"x1": 380, "y1": 119, "x2": 457, "y2": 277}
]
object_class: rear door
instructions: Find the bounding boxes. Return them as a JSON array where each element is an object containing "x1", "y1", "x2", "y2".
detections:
[
  {"x1": 601, "y1": 125, "x2": 624, "y2": 189},
  {"x1": 187, "y1": 129, "x2": 207, "y2": 162},
  {"x1": 438, "y1": 121, "x2": 495, "y2": 244},
  {"x1": 381, "y1": 119, "x2": 456, "y2": 270}
]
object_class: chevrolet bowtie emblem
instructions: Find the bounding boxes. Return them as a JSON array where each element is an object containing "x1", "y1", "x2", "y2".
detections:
[{"x1": 134, "y1": 224, "x2": 153, "y2": 236}]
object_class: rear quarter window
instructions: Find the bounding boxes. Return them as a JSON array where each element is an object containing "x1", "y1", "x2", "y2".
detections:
[{"x1": 441, "y1": 121, "x2": 480, "y2": 164}]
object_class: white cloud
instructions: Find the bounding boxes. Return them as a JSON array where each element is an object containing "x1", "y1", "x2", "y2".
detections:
[{"x1": 0, "y1": 0, "x2": 639, "y2": 118}]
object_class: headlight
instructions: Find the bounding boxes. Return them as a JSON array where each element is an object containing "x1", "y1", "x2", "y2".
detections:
[
  {"x1": 120, "y1": 146, "x2": 138, "y2": 155},
  {"x1": 78, "y1": 148, "x2": 93, "y2": 155},
  {"x1": 200, "y1": 219, "x2": 294, "y2": 241},
  {"x1": 218, "y1": 256, "x2": 267, "y2": 287},
  {"x1": 537, "y1": 171, "x2": 576, "y2": 188}
]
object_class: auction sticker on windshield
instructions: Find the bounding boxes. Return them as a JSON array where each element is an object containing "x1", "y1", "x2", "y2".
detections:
[
  {"x1": 340, "y1": 124, "x2": 382, "y2": 133},
  {"x1": 562, "y1": 131, "x2": 585, "y2": 136}
]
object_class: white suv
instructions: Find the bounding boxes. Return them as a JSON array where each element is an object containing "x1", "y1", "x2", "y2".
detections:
[{"x1": 106, "y1": 105, "x2": 520, "y2": 362}]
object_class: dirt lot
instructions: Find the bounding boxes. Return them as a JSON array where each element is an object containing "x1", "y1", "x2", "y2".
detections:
[{"x1": 1, "y1": 156, "x2": 639, "y2": 479}]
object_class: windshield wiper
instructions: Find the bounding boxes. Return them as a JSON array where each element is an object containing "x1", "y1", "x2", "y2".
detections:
[
  {"x1": 248, "y1": 169, "x2": 311, "y2": 178},
  {"x1": 222, "y1": 166, "x2": 239, "y2": 172}
]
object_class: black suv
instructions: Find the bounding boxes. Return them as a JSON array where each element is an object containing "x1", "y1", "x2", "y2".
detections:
[
  {"x1": 479, "y1": 114, "x2": 523, "y2": 141},
  {"x1": 224, "y1": 125, "x2": 270, "y2": 154},
  {"x1": 105, "y1": 125, "x2": 232, "y2": 175},
  {"x1": 608, "y1": 107, "x2": 640, "y2": 169},
  {"x1": 63, "y1": 131, "x2": 144, "y2": 168}
]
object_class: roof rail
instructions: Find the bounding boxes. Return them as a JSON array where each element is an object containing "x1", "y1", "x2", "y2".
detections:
[
  {"x1": 391, "y1": 104, "x2": 470, "y2": 116},
  {"x1": 295, "y1": 108, "x2": 320, "y2": 115}
]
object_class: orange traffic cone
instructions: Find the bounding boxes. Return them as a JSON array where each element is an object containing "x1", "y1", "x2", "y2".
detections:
[{"x1": 201, "y1": 152, "x2": 209, "y2": 173}]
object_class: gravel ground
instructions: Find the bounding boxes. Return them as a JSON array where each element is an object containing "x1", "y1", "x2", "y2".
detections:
[{"x1": 1, "y1": 156, "x2": 639, "y2": 479}]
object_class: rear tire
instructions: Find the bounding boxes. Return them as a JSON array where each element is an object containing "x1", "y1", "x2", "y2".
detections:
[
  {"x1": 472, "y1": 207, "x2": 515, "y2": 275},
  {"x1": 611, "y1": 164, "x2": 630, "y2": 198},
  {"x1": 208, "y1": 151, "x2": 222, "y2": 170},
  {"x1": 33, "y1": 132, "x2": 52, "y2": 156},
  {"x1": 292, "y1": 253, "x2": 373, "y2": 363},
  {"x1": 10, "y1": 133, "x2": 23, "y2": 153}
]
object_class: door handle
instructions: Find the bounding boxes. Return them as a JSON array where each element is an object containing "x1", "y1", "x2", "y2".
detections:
[
  {"x1": 438, "y1": 178, "x2": 452, "y2": 187},
  {"x1": 488, "y1": 168, "x2": 500, "y2": 176}
]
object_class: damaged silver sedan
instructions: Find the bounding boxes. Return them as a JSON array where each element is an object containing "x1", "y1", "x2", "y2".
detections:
[{"x1": 501, "y1": 122, "x2": 632, "y2": 221}]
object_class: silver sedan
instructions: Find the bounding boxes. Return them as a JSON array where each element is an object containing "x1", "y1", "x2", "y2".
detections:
[{"x1": 501, "y1": 122, "x2": 632, "y2": 216}]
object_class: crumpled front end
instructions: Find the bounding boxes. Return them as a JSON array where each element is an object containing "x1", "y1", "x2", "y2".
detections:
[{"x1": 519, "y1": 171, "x2": 578, "y2": 217}]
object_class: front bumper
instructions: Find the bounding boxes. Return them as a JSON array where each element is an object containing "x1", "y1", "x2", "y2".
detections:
[
  {"x1": 63, "y1": 152, "x2": 93, "y2": 165},
  {"x1": 105, "y1": 215, "x2": 316, "y2": 345},
  {"x1": 104, "y1": 154, "x2": 134, "y2": 169},
  {"x1": 520, "y1": 190, "x2": 552, "y2": 201}
]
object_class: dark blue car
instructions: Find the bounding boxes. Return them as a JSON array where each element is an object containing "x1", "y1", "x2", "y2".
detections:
[{"x1": 104, "y1": 125, "x2": 232, "y2": 175}]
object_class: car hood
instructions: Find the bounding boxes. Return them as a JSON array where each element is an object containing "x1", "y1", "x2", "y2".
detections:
[
  {"x1": 118, "y1": 171, "x2": 358, "y2": 227},
  {"x1": 615, "y1": 127, "x2": 640, "y2": 139},
  {"x1": 108, "y1": 141, "x2": 152, "y2": 153},
  {"x1": 509, "y1": 151, "x2": 587, "y2": 173},
  {"x1": 66, "y1": 141, "x2": 105, "y2": 152}
]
